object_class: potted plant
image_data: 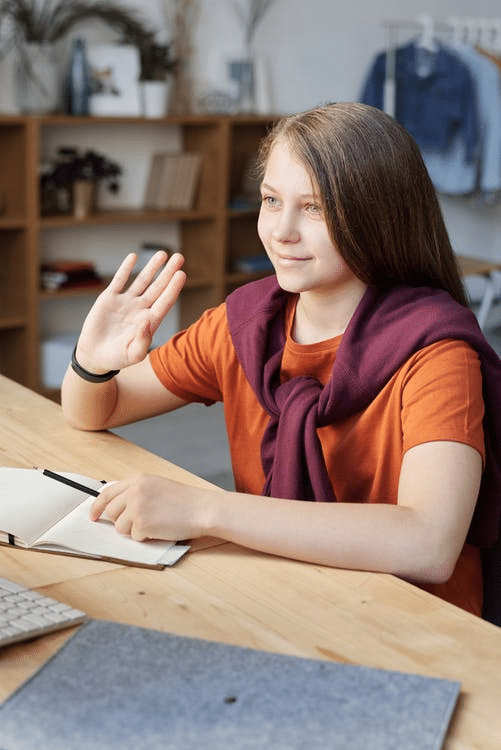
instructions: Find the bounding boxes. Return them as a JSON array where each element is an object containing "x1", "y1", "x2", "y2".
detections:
[
  {"x1": 138, "y1": 41, "x2": 176, "y2": 81},
  {"x1": 137, "y1": 41, "x2": 177, "y2": 117},
  {"x1": 0, "y1": 0, "x2": 171, "y2": 113},
  {"x1": 41, "y1": 146, "x2": 122, "y2": 218},
  {"x1": 116, "y1": 19, "x2": 177, "y2": 116}
]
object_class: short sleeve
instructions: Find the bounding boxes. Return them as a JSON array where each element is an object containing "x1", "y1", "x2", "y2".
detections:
[
  {"x1": 401, "y1": 339, "x2": 485, "y2": 462},
  {"x1": 149, "y1": 303, "x2": 231, "y2": 405}
]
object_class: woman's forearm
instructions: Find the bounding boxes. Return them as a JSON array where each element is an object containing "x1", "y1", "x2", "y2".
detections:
[
  {"x1": 90, "y1": 443, "x2": 480, "y2": 585},
  {"x1": 204, "y1": 441, "x2": 481, "y2": 584},
  {"x1": 205, "y1": 490, "x2": 453, "y2": 584},
  {"x1": 62, "y1": 358, "x2": 188, "y2": 431},
  {"x1": 61, "y1": 365, "x2": 119, "y2": 431}
]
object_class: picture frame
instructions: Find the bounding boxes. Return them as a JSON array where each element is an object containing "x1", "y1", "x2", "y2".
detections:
[{"x1": 88, "y1": 45, "x2": 141, "y2": 117}]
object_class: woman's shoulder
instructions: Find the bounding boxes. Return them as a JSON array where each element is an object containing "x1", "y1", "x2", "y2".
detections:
[
  {"x1": 402, "y1": 338, "x2": 481, "y2": 374},
  {"x1": 399, "y1": 338, "x2": 483, "y2": 421}
]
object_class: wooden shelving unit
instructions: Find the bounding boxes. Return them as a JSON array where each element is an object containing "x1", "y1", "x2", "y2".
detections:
[{"x1": 0, "y1": 114, "x2": 276, "y2": 393}]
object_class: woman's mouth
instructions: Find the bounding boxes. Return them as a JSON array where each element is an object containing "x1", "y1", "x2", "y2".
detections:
[{"x1": 275, "y1": 253, "x2": 311, "y2": 265}]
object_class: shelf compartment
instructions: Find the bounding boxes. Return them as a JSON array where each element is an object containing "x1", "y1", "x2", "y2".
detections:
[
  {"x1": 228, "y1": 119, "x2": 275, "y2": 206},
  {"x1": 39, "y1": 272, "x2": 212, "y2": 301},
  {"x1": 0, "y1": 122, "x2": 28, "y2": 219},
  {"x1": 180, "y1": 220, "x2": 224, "y2": 283},
  {"x1": 40, "y1": 209, "x2": 215, "y2": 228},
  {"x1": 0, "y1": 114, "x2": 277, "y2": 393},
  {"x1": 0, "y1": 229, "x2": 29, "y2": 319},
  {"x1": 181, "y1": 123, "x2": 226, "y2": 213},
  {"x1": 36, "y1": 114, "x2": 227, "y2": 127},
  {"x1": 0, "y1": 217, "x2": 27, "y2": 230},
  {"x1": 0, "y1": 327, "x2": 28, "y2": 384},
  {"x1": 226, "y1": 212, "x2": 267, "y2": 275},
  {"x1": 0, "y1": 315, "x2": 28, "y2": 329},
  {"x1": 39, "y1": 282, "x2": 108, "y2": 300},
  {"x1": 179, "y1": 285, "x2": 223, "y2": 329}
]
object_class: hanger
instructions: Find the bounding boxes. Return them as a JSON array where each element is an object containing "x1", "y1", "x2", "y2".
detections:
[
  {"x1": 478, "y1": 18, "x2": 493, "y2": 50},
  {"x1": 447, "y1": 16, "x2": 465, "y2": 47},
  {"x1": 492, "y1": 20, "x2": 501, "y2": 53},
  {"x1": 464, "y1": 17, "x2": 481, "y2": 46},
  {"x1": 416, "y1": 14, "x2": 437, "y2": 52}
]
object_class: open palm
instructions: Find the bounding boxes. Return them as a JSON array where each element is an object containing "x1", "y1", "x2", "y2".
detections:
[{"x1": 76, "y1": 251, "x2": 186, "y2": 374}]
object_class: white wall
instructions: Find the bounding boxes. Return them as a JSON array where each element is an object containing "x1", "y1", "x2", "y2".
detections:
[
  {"x1": 190, "y1": 0, "x2": 501, "y2": 278},
  {"x1": 195, "y1": 0, "x2": 501, "y2": 305},
  {"x1": 3, "y1": 0, "x2": 501, "y2": 331}
]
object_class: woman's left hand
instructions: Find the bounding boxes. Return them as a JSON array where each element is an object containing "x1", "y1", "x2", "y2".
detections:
[{"x1": 90, "y1": 474, "x2": 212, "y2": 542}]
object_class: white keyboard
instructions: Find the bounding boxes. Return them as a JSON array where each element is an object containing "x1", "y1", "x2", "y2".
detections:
[{"x1": 0, "y1": 576, "x2": 88, "y2": 648}]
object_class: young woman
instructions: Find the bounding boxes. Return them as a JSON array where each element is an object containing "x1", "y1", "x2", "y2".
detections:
[{"x1": 61, "y1": 102, "x2": 501, "y2": 618}]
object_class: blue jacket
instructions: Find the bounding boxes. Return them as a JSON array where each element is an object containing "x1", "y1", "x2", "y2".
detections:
[
  {"x1": 422, "y1": 43, "x2": 501, "y2": 196},
  {"x1": 360, "y1": 41, "x2": 478, "y2": 162}
]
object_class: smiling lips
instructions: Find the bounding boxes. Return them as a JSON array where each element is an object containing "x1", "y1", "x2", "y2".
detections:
[{"x1": 274, "y1": 253, "x2": 312, "y2": 264}]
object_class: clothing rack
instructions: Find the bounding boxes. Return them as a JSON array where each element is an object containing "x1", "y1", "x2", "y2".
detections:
[
  {"x1": 378, "y1": 17, "x2": 501, "y2": 329},
  {"x1": 382, "y1": 16, "x2": 501, "y2": 115},
  {"x1": 383, "y1": 16, "x2": 501, "y2": 48}
]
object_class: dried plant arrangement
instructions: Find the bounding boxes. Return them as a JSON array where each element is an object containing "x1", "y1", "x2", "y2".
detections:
[
  {"x1": 0, "y1": 0, "x2": 149, "y2": 45},
  {"x1": 0, "y1": 1, "x2": 176, "y2": 81},
  {"x1": 231, "y1": 0, "x2": 276, "y2": 51},
  {"x1": 167, "y1": 0, "x2": 199, "y2": 114}
]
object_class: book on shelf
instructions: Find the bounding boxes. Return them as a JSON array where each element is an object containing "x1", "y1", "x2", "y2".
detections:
[
  {"x1": 0, "y1": 468, "x2": 189, "y2": 568},
  {"x1": 233, "y1": 255, "x2": 274, "y2": 274},
  {"x1": 40, "y1": 260, "x2": 103, "y2": 292},
  {"x1": 144, "y1": 151, "x2": 202, "y2": 211}
]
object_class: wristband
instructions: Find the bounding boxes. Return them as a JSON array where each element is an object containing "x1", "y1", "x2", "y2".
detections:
[{"x1": 71, "y1": 345, "x2": 120, "y2": 383}]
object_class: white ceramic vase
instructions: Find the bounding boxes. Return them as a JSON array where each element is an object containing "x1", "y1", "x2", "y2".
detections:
[
  {"x1": 140, "y1": 80, "x2": 172, "y2": 118},
  {"x1": 15, "y1": 43, "x2": 59, "y2": 114}
]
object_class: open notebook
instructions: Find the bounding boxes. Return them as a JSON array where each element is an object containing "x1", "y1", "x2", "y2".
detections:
[{"x1": 0, "y1": 468, "x2": 189, "y2": 568}]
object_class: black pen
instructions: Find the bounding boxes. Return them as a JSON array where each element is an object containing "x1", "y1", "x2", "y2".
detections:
[{"x1": 37, "y1": 468, "x2": 102, "y2": 497}]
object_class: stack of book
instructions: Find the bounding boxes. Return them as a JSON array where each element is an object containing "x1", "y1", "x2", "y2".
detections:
[
  {"x1": 40, "y1": 260, "x2": 103, "y2": 292},
  {"x1": 144, "y1": 152, "x2": 202, "y2": 211}
]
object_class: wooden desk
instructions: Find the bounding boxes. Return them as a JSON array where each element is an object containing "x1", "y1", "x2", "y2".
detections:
[{"x1": 1, "y1": 375, "x2": 500, "y2": 749}]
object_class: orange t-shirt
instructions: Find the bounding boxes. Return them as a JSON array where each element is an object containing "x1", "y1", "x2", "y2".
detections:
[{"x1": 150, "y1": 298, "x2": 486, "y2": 616}]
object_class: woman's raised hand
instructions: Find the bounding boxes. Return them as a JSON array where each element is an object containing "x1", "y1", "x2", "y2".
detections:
[{"x1": 74, "y1": 251, "x2": 186, "y2": 374}]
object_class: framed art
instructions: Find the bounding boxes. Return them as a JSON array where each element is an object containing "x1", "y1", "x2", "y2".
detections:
[{"x1": 88, "y1": 45, "x2": 141, "y2": 117}]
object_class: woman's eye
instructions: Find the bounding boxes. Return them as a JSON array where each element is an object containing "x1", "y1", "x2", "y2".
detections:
[
  {"x1": 306, "y1": 202, "x2": 322, "y2": 215},
  {"x1": 262, "y1": 195, "x2": 279, "y2": 207}
]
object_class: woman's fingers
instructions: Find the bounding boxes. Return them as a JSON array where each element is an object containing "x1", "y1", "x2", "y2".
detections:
[
  {"x1": 149, "y1": 269, "x2": 186, "y2": 330},
  {"x1": 106, "y1": 252, "x2": 138, "y2": 293},
  {"x1": 90, "y1": 480, "x2": 128, "y2": 521},
  {"x1": 101, "y1": 252, "x2": 186, "y2": 316},
  {"x1": 144, "y1": 253, "x2": 185, "y2": 301},
  {"x1": 90, "y1": 478, "x2": 146, "y2": 539},
  {"x1": 128, "y1": 250, "x2": 170, "y2": 296}
]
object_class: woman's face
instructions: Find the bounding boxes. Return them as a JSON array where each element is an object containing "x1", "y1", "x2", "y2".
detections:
[{"x1": 257, "y1": 139, "x2": 360, "y2": 299}]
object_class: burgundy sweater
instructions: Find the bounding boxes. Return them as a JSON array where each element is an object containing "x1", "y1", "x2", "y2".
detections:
[{"x1": 226, "y1": 276, "x2": 501, "y2": 547}]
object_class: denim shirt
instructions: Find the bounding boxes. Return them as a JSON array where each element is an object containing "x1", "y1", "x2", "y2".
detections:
[
  {"x1": 360, "y1": 41, "x2": 478, "y2": 163},
  {"x1": 421, "y1": 43, "x2": 501, "y2": 196}
]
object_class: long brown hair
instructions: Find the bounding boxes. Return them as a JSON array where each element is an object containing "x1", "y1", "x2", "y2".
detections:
[{"x1": 257, "y1": 102, "x2": 468, "y2": 306}]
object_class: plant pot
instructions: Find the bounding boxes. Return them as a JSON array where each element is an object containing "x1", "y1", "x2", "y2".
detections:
[
  {"x1": 140, "y1": 80, "x2": 171, "y2": 118},
  {"x1": 72, "y1": 180, "x2": 96, "y2": 220},
  {"x1": 15, "y1": 43, "x2": 60, "y2": 114}
]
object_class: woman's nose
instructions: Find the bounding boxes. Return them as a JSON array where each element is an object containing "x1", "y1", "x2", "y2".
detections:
[{"x1": 272, "y1": 212, "x2": 300, "y2": 243}]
